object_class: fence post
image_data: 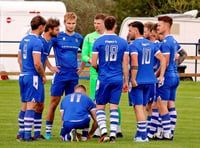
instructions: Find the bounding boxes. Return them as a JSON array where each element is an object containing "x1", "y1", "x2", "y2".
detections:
[{"x1": 195, "y1": 43, "x2": 198, "y2": 82}]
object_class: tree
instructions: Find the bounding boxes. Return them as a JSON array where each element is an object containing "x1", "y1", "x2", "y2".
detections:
[
  {"x1": 41, "y1": 0, "x2": 200, "y2": 35},
  {"x1": 63, "y1": 0, "x2": 116, "y2": 36}
]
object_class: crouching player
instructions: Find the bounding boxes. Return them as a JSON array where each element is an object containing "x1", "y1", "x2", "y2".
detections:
[{"x1": 60, "y1": 84, "x2": 98, "y2": 142}]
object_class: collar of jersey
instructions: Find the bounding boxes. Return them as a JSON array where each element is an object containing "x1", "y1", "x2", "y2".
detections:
[
  {"x1": 29, "y1": 33, "x2": 38, "y2": 37},
  {"x1": 136, "y1": 37, "x2": 144, "y2": 39},
  {"x1": 103, "y1": 33, "x2": 117, "y2": 36}
]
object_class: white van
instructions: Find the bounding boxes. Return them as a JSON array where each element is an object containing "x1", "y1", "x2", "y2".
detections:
[
  {"x1": 0, "y1": 1, "x2": 67, "y2": 79},
  {"x1": 119, "y1": 10, "x2": 200, "y2": 81}
]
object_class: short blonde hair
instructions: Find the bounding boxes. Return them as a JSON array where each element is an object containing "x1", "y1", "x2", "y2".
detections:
[
  {"x1": 64, "y1": 12, "x2": 77, "y2": 22},
  {"x1": 75, "y1": 84, "x2": 87, "y2": 92}
]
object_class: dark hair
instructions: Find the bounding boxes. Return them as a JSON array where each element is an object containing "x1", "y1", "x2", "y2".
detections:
[
  {"x1": 75, "y1": 84, "x2": 87, "y2": 92},
  {"x1": 44, "y1": 18, "x2": 60, "y2": 32},
  {"x1": 128, "y1": 21, "x2": 144, "y2": 35},
  {"x1": 104, "y1": 16, "x2": 116, "y2": 30},
  {"x1": 158, "y1": 16, "x2": 173, "y2": 27},
  {"x1": 151, "y1": 23, "x2": 158, "y2": 32},
  {"x1": 31, "y1": 15, "x2": 46, "y2": 30},
  {"x1": 95, "y1": 13, "x2": 106, "y2": 20}
]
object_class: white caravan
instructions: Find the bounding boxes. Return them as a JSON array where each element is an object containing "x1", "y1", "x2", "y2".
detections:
[
  {"x1": 119, "y1": 10, "x2": 200, "y2": 81},
  {"x1": 0, "y1": 1, "x2": 67, "y2": 79}
]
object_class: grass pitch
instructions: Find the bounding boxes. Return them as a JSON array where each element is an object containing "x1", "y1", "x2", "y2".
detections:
[{"x1": 0, "y1": 80, "x2": 199, "y2": 148}]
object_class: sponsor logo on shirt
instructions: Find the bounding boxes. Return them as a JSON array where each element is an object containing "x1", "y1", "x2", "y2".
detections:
[
  {"x1": 142, "y1": 43, "x2": 150, "y2": 46},
  {"x1": 105, "y1": 40, "x2": 117, "y2": 43},
  {"x1": 61, "y1": 45, "x2": 78, "y2": 49}
]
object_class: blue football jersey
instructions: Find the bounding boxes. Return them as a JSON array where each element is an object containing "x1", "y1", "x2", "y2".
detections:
[
  {"x1": 160, "y1": 35, "x2": 179, "y2": 76},
  {"x1": 19, "y1": 33, "x2": 43, "y2": 75},
  {"x1": 52, "y1": 31, "x2": 83, "y2": 69},
  {"x1": 129, "y1": 37, "x2": 160, "y2": 84},
  {"x1": 92, "y1": 34, "x2": 129, "y2": 79},
  {"x1": 39, "y1": 35, "x2": 53, "y2": 66},
  {"x1": 60, "y1": 92, "x2": 95, "y2": 122}
]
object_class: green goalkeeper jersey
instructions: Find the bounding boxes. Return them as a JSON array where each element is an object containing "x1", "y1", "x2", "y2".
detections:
[{"x1": 81, "y1": 31, "x2": 101, "y2": 75}]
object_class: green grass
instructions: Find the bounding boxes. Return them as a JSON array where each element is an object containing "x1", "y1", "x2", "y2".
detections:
[{"x1": 0, "y1": 80, "x2": 199, "y2": 148}]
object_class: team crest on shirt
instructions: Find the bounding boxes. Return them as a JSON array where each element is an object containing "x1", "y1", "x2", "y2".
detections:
[
  {"x1": 75, "y1": 38, "x2": 78, "y2": 42},
  {"x1": 63, "y1": 37, "x2": 66, "y2": 40}
]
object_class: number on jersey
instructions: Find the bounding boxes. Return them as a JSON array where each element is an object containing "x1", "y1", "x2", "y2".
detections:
[
  {"x1": 105, "y1": 45, "x2": 118, "y2": 62},
  {"x1": 23, "y1": 43, "x2": 28, "y2": 59},
  {"x1": 142, "y1": 48, "x2": 151, "y2": 64},
  {"x1": 70, "y1": 94, "x2": 81, "y2": 103}
]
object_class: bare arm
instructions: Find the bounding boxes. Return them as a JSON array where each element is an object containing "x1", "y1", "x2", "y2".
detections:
[
  {"x1": 77, "y1": 61, "x2": 86, "y2": 75},
  {"x1": 45, "y1": 58, "x2": 60, "y2": 73},
  {"x1": 122, "y1": 53, "x2": 129, "y2": 92},
  {"x1": 155, "y1": 52, "x2": 166, "y2": 83},
  {"x1": 17, "y1": 51, "x2": 22, "y2": 72},
  {"x1": 60, "y1": 110, "x2": 64, "y2": 124},
  {"x1": 177, "y1": 49, "x2": 187, "y2": 65},
  {"x1": 91, "y1": 53, "x2": 98, "y2": 70},
  {"x1": 33, "y1": 53, "x2": 46, "y2": 84},
  {"x1": 131, "y1": 54, "x2": 138, "y2": 87},
  {"x1": 87, "y1": 109, "x2": 98, "y2": 139}
]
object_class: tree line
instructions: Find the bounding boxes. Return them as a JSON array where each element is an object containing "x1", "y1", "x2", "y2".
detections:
[{"x1": 32, "y1": 0, "x2": 200, "y2": 36}]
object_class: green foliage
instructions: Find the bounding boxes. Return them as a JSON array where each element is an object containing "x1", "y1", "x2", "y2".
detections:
[
  {"x1": 0, "y1": 80, "x2": 200, "y2": 147},
  {"x1": 63, "y1": 0, "x2": 116, "y2": 36},
  {"x1": 27, "y1": 0, "x2": 200, "y2": 35}
]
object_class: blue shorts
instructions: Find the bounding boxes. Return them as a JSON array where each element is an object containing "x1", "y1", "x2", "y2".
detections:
[
  {"x1": 60, "y1": 117, "x2": 90, "y2": 137},
  {"x1": 19, "y1": 76, "x2": 26, "y2": 103},
  {"x1": 95, "y1": 78, "x2": 123, "y2": 105},
  {"x1": 19, "y1": 75, "x2": 44, "y2": 103},
  {"x1": 129, "y1": 84, "x2": 152, "y2": 106},
  {"x1": 157, "y1": 76, "x2": 180, "y2": 101},
  {"x1": 148, "y1": 84, "x2": 157, "y2": 104},
  {"x1": 153, "y1": 83, "x2": 159, "y2": 102},
  {"x1": 51, "y1": 79, "x2": 78, "y2": 96}
]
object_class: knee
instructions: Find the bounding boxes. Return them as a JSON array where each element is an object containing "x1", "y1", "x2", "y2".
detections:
[
  {"x1": 168, "y1": 101, "x2": 175, "y2": 108},
  {"x1": 49, "y1": 97, "x2": 61, "y2": 110},
  {"x1": 35, "y1": 103, "x2": 44, "y2": 113},
  {"x1": 21, "y1": 103, "x2": 27, "y2": 111}
]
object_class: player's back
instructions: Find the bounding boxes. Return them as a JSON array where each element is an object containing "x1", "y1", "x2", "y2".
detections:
[
  {"x1": 160, "y1": 35, "x2": 179, "y2": 76},
  {"x1": 129, "y1": 38, "x2": 159, "y2": 84},
  {"x1": 93, "y1": 34, "x2": 128, "y2": 79},
  {"x1": 20, "y1": 34, "x2": 42, "y2": 75},
  {"x1": 61, "y1": 92, "x2": 95, "y2": 122},
  {"x1": 39, "y1": 35, "x2": 53, "y2": 66}
]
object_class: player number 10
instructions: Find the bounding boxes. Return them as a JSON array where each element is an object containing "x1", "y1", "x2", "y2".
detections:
[{"x1": 142, "y1": 48, "x2": 151, "y2": 64}]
